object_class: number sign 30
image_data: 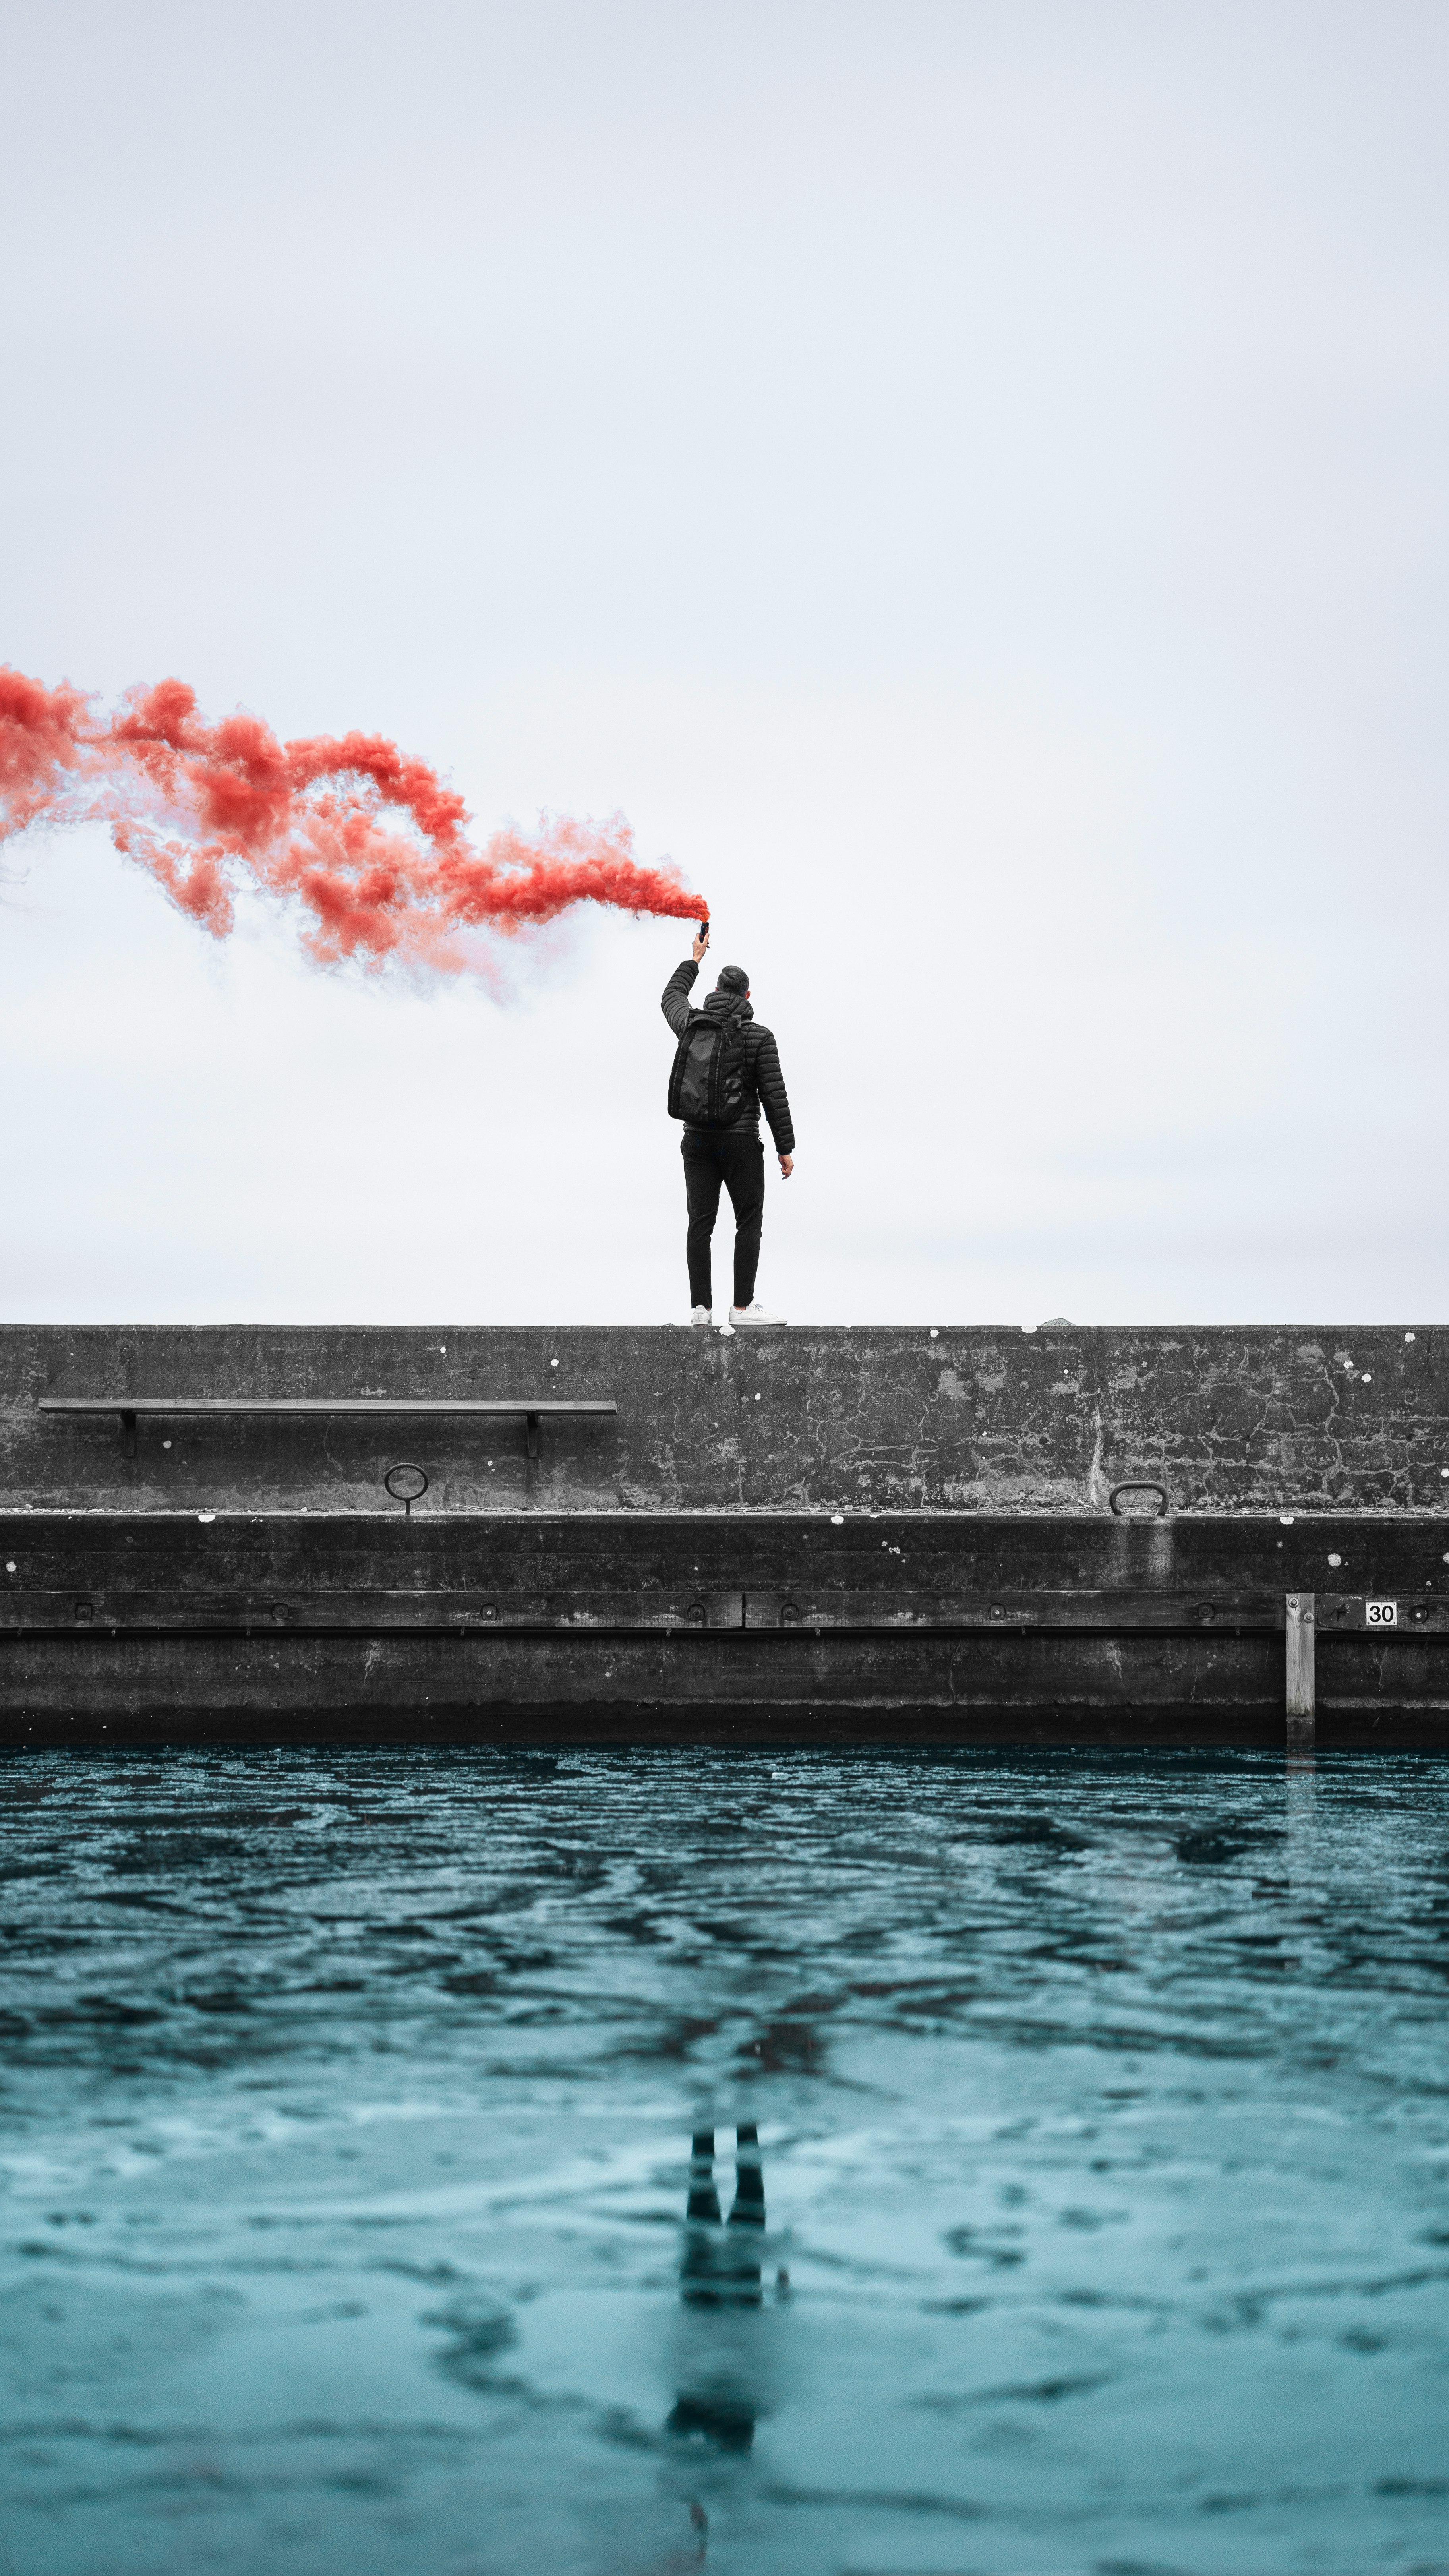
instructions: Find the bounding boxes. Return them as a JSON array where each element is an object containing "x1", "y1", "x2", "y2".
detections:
[{"x1": 1365, "y1": 1599, "x2": 1398, "y2": 1628}]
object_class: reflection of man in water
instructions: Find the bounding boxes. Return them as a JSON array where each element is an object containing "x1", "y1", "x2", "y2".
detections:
[{"x1": 667, "y1": 2123, "x2": 767, "y2": 2453}]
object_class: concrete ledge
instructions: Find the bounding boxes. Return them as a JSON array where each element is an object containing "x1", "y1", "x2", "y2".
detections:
[
  {"x1": 8, "y1": 1324, "x2": 1449, "y2": 1742},
  {"x1": 4, "y1": 1511, "x2": 1449, "y2": 1742},
  {"x1": 4, "y1": 1651, "x2": 1443, "y2": 1748},
  {"x1": 6, "y1": 1323, "x2": 1449, "y2": 1516},
  {"x1": 3, "y1": 1505, "x2": 1449, "y2": 1590}
]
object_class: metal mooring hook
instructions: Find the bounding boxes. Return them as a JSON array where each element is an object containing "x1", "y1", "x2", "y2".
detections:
[
  {"x1": 1109, "y1": 1481, "x2": 1168, "y2": 1518},
  {"x1": 384, "y1": 1462, "x2": 429, "y2": 1519}
]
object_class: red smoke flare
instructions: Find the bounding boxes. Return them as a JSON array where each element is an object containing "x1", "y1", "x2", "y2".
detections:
[{"x1": 0, "y1": 667, "x2": 706, "y2": 972}]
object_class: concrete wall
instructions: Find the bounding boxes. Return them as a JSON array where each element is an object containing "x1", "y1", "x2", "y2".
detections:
[
  {"x1": 4, "y1": 1322, "x2": 1448, "y2": 1515},
  {"x1": 7, "y1": 1510, "x2": 1449, "y2": 1744}
]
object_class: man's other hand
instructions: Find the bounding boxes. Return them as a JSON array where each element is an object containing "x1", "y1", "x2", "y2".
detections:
[
  {"x1": 779, "y1": 1153, "x2": 794, "y2": 1178},
  {"x1": 692, "y1": 929, "x2": 710, "y2": 963}
]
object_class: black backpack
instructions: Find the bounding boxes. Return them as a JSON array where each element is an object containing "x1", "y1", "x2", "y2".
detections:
[{"x1": 668, "y1": 1006, "x2": 749, "y2": 1126}]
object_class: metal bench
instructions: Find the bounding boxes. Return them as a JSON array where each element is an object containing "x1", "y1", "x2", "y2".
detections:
[{"x1": 38, "y1": 1396, "x2": 616, "y2": 1461}]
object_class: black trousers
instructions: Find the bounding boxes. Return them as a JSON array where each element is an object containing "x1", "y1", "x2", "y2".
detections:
[{"x1": 682, "y1": 1127, "x2": 765, "y2": 1310}]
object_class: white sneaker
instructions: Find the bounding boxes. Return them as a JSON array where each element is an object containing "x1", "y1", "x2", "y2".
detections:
[
  {"x1": 729, "y1": 1301, "x2": 786, "y2": 1326},
  {"x1": 690, "y1": 1305, "x2": 713, "y2": 1326}
]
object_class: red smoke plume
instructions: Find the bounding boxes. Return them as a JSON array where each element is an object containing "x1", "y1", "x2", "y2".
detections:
[{"x1": 0, "y1": 667, "x2": 706, "y2": 972}]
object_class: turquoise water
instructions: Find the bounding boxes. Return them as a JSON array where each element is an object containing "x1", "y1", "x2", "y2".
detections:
[{"x1": 1, "y1": 1747, "x2": 1447, "y2": 2576}]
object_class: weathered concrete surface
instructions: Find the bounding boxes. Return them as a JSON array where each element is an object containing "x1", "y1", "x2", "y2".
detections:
[
  {"x1": 4, "y1": 1512, "x2": 1449, "y2": 1744},
  {"x1": 10, "y1": 1326, "x2": 1449, "y2": 1742},
  {"x1": 0, "y1": 1633, "x2": 1296, "y2": 1746},
  {"x1": 6, "y1": 1505, "x2": 1449, "y2": 1601},
  {"x1": 4, "y1": 1324, "x2": 1449, "y2": 1516}
]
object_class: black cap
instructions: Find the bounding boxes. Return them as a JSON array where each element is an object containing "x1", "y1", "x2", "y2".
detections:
[{"x1": 716, "y1": 963, "x2": 749, "y2": 994}]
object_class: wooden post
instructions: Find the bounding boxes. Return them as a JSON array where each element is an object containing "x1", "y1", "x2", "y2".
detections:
[{"x1": 1286, "y1": 1592, "x2": 1315, "y2": 1752}]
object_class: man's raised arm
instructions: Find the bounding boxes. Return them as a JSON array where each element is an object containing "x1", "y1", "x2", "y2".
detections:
[{"x1": 661, "y1": 955, "x2": 699, "y2": 1037}]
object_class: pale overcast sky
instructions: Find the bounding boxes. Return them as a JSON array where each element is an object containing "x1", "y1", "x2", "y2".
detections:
[{"x1": 2, "y1": 1, "x2": 1446, "y2": 1326}]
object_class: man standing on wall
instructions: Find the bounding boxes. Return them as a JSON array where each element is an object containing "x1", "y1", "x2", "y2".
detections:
[{"x1": 662, "y1": 928, "x2": 795, "y2": 1327}]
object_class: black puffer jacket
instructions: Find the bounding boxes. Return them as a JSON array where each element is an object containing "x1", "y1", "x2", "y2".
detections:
[{"x1": 661, "y1": 961, "x2": 795, "y2": 1155}]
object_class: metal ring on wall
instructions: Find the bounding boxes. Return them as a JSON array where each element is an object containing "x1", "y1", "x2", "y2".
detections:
[{"x1": 384, "y1": 1463, "x2": 429, "y2": 1517}]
